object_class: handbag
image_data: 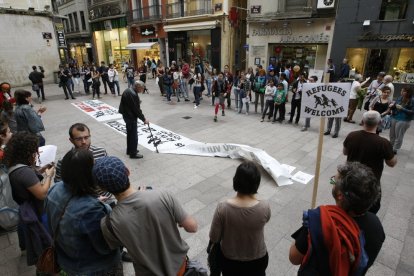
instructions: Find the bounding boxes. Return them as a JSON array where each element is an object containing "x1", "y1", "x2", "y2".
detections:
[
  {"x1": 259, "y1": 87, "x2": 265, "y2": 93},
  {"x1": 207, "y1": 241, "x2": 222, "y2": 276},
  {"x1": 36, "y1": 197, "x2": 72, "y2": 274},
  {"x1": 363, "y1": 98, "x2": 371, "y2": 111},
  {"x1": 188, "y1": 78, "x2": 195, "y2": 85},
  {"x1": 381, "y1": 114, "x2": 391, "y2": 130},
  {"x1": 32, "y1": 84, "x2": 40, "y2": 91}
]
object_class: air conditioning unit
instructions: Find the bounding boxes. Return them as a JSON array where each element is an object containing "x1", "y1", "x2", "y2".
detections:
[{"x1": 317, "y1": 0, "x2": 335, "y2": 9}]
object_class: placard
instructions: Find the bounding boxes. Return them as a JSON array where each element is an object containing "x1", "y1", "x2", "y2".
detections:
[{"x1": 300, "y1": 83, "x2": 351, "y2": 118}]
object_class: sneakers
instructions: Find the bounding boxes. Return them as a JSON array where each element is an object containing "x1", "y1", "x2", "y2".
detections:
[
  {"x1": 260, "y1": 118, "x2": 264, "y2": 122},
  {"x1": 301, "y1": 127, "x2": 308, "y2": 132},
  {"x1": 222, "y1": 110, "x2": 225, "y2": 116},
  {"x1": 214, "y1": 116, "x2": 217, "y2": 122},
  {"x1": 185, "y1": 99, "x2": 190, "y2": 102},
  {"x1": 194, "y1": 105, "x2": 198, "y2": 109}
]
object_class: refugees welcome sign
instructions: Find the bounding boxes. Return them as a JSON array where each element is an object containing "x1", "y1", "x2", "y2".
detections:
[{"x1": 300, "y1": 83, "x2": 351, "y2": 118}]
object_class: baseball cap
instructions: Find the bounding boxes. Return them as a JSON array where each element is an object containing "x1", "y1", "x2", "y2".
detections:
[{"x1": 93, "y1": 156, "x2": 129, "y2": 194}]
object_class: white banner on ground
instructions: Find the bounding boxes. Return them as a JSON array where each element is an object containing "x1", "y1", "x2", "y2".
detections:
[
  {"x1": 105, "y1": 119, "x2": 295, "y2": 186},
  {"x1": 72, "y1": 100, "x2": 122, "y2": 122},
  {"x1": 300, "y1": 83, "x2": 352, "y2": 118}
]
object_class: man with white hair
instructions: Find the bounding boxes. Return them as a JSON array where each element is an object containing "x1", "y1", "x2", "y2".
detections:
[
  {"x1": 384, "y1": 75, "x2": 394, "y2": 99},
  {"x1": 343, "y1": 110, "x2": 397, "y2": 213},
  {"x1": 119, "y1": 80, "x2": 149, "y2": 159}
]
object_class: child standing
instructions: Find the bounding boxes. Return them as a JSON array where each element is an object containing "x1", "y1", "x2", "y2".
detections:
[
  {"x1": 260, "y1": 80, "x2": 277, "y2": 122},
  {"x1": 273, "y1": 83, "x2": 287, "y2": 123}
]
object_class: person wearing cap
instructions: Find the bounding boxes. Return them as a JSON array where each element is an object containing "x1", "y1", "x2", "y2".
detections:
[
  {"x1": 119, "y1": 80, "x2": 149, "y2": 159},
  {"x1": 94, "y1": 156, "x2": 198, "y2": 276},
  {"x1": 45, "y1": 149, "x2": 123, "y2": 275},
  {"x1": 289, "y1": 162, "x2": 385, "y2": 275},
  {"x1": 343, "y1": 110, "x2": 396, "y2": 213}
]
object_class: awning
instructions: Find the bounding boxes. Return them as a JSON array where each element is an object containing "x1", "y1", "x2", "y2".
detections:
[
  {"x1": 164, "y1": 20, "x2": 219, "y2": 32},
  {"x1": 125, "y1": 42, "x2": 158, "y2": 50}
]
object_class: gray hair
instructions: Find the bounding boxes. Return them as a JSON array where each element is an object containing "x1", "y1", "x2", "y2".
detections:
[
  {"x1": 134, "y1": 80, "x2": 145, "y2": 88},
  {"x1": 384, "y1": 75, "x2": 393, "y2": 82},
  {"x1": 362, "y1": 110, "x2": 381, "y2": 127},
  {"x1": 354, "y1": 74, "x2": 362, "y2": 81}
]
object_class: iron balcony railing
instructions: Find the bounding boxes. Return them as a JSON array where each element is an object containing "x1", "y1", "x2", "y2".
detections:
[
  {"x1": 127, "y1": 4, "x2": 163, "y2": 24},
  {"x1": 166, "y1": 0, "x2": 213, "y2": 19}
]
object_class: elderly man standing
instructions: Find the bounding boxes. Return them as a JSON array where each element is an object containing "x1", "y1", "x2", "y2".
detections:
[
  {"x1": 343, "y1": 110, "x2": 397, "y2": 213},
  {"x1": 119, "y1": 80, "x2": 149, "y2": 159}
]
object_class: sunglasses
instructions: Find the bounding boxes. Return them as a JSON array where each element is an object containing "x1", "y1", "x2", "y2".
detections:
[{"x1": 329, "y1": 176, "x2": 336, "y2": 185}]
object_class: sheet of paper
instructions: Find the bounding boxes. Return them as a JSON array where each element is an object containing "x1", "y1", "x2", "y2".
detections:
[
  {"x1": 37, "y1": 145, "x2": 57, "y2": 167},
  {"x1": 292, "y1": 171, "x2": 314, "y2": 185},
  {"x1": 282, "y1": 164, "x2": 296, "y2": 174}
]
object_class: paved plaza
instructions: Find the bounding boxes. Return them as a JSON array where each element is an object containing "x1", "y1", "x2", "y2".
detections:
[{"x1": 1, "y1": 78, "x2": 414, "y2": 275}]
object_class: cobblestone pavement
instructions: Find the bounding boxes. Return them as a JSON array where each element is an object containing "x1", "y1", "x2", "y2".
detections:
[{"x1": 1, "y1": 77, "x2": 413, "y2": 275}]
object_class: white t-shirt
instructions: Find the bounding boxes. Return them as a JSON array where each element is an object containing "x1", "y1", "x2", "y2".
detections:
[{"x1": 350, "y1": 80, "x2": 361, "y2": 99}]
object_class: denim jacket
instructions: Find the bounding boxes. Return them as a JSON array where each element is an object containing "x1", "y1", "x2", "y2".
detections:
[
  {"x1": 14, "y1": 104, "x2": 44, "y2": 134},
  {"x1": 45, "y1": 182, "x2": 120, "y2": 275}
]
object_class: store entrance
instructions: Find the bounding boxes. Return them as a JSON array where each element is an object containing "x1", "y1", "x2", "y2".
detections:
[{"x1": 365, "y1": 49, "x2": 388, "y2": 78}]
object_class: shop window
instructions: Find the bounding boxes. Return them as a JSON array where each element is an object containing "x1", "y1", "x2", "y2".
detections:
[
  {"x1": 285, "y1": 0, "x2": 308, "y2": 11},
  {"x1": 80, "y1": 11, "x2": 86, "y2": 31},
  {"x1": 379, "y1": 0, "x2": 407, "y2": 20}
]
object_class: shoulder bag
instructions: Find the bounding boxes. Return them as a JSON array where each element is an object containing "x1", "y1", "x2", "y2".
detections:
[{"x1": 36, "y1": 197, "x2": 72, "y2": 274}]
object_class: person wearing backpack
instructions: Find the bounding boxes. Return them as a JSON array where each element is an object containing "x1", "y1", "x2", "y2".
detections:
[{"x1": 289, "y1": 162, "x2": 385, "y2": 275}]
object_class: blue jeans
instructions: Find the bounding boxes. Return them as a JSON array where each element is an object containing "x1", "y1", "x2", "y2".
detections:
[
  {"x1": 206, "y1": 79, "x2": 212, "y2": 96},
  {"x1": 180, "y1": 79, "x2": 189, "y2": 99},
  {"x1": 127, "y1": 77, "x2": 135, "y2": 88},
  {"x1": 234, "y1": 88, "x2": 241, "y2": 110},
  {"x1": 165, "y1": 85, "x2": 172, "y2": 101},
  {"x1": 193, "y1": 86, "x2": 201, "y2": 106},
  {"x1": 114, "y1": 80, "x2": 120, "y2": 95}
]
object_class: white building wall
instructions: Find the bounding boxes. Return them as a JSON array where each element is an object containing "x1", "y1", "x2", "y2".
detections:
[
  {"x1": 0, "y1": 0, "x2": 52, "y2": 10},
  {"x1": 0, "y1": 14, "x2": 60, "y2": 86}
]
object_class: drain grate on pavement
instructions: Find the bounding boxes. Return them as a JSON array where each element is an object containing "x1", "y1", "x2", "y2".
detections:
[{"x1": 182, "y1": 116, "x2": 192, "y2": 120}]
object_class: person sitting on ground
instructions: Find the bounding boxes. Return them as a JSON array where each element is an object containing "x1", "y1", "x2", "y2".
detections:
[
  {"x1": 289, "y1": 162, "x2": 385, "y2": 275},
  {"x1": 94, "y1": 156, "x2": 198, "y2": 275}
]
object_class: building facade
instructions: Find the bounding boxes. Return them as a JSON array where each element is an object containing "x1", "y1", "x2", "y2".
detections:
[
  {"x1": 247, "y1": 0, "x2": 336, "y2": 79},
  {"x1": 56, "y1": 0, "x2": 93, "y2": 65},
  {"x1": 87, "y1": 0, "x2": 129, "y2": 66},
  {"x1": 126, "y1": 0, "x2": 165, "y2": 68},
  {"x1": 0, "y1": 0, "x2": 61, "y2": 86},
  {"x1": 330, "y1": 0, "x2": 414, "y2": 87}
]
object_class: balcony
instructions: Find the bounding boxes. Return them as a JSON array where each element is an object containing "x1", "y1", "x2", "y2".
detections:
[
  {"x1": 127, "y1": 4, "x2": 163, "y2": 25},
  {"x1": 88, "y1": 0, "x2": 120, "y2": 9},
  {"x1": 166, "y1": 0, "x2": 213, "y2": 19}
]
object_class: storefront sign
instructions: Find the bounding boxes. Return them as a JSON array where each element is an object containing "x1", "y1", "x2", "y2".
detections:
[
  {"x1": 280, "y1": 33, "x2": 329, "y2": 43},
  {"x1": 55, "y1": 23, "x2": 64, "y2": 32},
  {"x1": 251, "y1": 5, "x2": 261, "y2": 14},
  {"x1": 252, "y1": 27, "x2": 292, "y2": 36},
  {"x1": 141, "y1": 26, "x2": 155, "y2": 36},
  {"x1": 359, "y1": 32, "x2": 414, "y2": 43},
  {"x1": 300, "y1": 83, "x2": 351, "y2": 118},
  {"x1": 89, "y1": 4, "x2": 121, "y2": 20},
  {"x1": 56, "y1": 31, "x2": 66, "y2": 48}
]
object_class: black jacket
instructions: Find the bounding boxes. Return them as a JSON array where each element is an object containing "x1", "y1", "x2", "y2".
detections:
[{"x1": 118, "y1": 88, "x2": 146, "y2": 122}]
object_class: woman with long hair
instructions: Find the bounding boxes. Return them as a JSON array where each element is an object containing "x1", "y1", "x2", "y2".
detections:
[
  {"x1": 45, "y1": 148, "x2": 122, "y2": 275},
  {"x1": 369, "y1": 86, "x2": 392, "y2": 134},
  {"x1": 208, "y1": 161, "x2": 271, "y2": 276},
  {"x1": 4, "y1": 132, "x2": 55, "y2": 267}
]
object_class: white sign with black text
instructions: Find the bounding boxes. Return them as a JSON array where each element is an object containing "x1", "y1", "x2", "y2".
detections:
[{"x1": 300, "y1": 83, "x2": 352, "y2": 118}]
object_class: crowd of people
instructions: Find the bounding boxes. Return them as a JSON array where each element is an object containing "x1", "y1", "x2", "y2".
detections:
[{"x1": 0, "y1": 56, "x2": 413, "y2": 275}]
